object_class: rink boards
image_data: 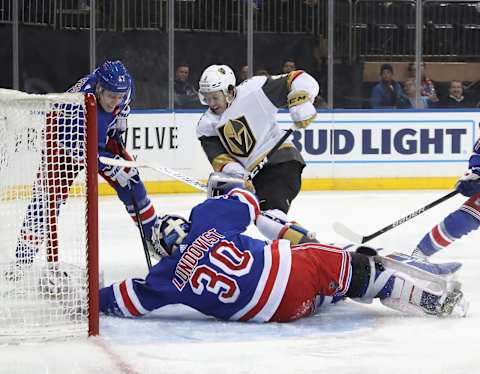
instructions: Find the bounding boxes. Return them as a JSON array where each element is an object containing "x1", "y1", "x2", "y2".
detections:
[{"x1": 99, "y1": 109, "x2": 480, "y2": 195}]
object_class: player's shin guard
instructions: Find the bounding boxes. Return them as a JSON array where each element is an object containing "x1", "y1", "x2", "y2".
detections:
[
  {"x1": 414, "y1": 195, "x2": 480, "y2": 258},
  {"x1": 256, "y1": 209, "x2": 318, "y2": 244},
  {"x1": 114, "y1": 181, "x2": 158, "y2": 241},
  {"x1": 347, "y1": 252, "x2": 467, "y2": 316},
  {"x1": 127, "y1": 196, "x2": 157, "y2": 240}
]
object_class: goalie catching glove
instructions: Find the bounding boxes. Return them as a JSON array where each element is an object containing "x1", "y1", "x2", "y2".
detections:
[
  {"x1": 288, "y1": 90, "x2": 317, "y2": 129},
  {"x1": 207, "y1": 172, "x2": 255, "y2": 198},
  {"x1": 101, "y1": 154, "x2": 140, "y2": 189}
]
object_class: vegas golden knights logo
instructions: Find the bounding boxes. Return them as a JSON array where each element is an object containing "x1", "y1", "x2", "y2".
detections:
[{"x1": 218, "y1": 116, "x2": 256, "y2": 157}]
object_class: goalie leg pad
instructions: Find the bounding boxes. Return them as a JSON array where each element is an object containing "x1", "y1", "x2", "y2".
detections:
[
  {"x1": 374, "y1": 253, "x2": 465, "y2": 316},
  {"x1": 348, "y1": 252, "x2": 466, "y2": 316}
]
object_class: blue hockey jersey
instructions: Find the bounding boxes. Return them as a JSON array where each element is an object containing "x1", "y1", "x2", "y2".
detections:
[
  {"x1": 67, "y1": 73, "x2": 133, "y2": 155},
  {"x1": 468, "y1": 136, "x2": 480, "y2": 169},
  {"x1": 102, "y1": 189, "x2": 293, "y2": 322}
]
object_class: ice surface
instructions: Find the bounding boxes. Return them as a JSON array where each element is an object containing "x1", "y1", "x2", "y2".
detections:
[{"x1": 1, "y1": 191, "x2": 479, "y2": 373}]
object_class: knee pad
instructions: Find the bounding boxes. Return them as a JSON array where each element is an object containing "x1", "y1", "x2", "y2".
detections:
[{"x1": 345, "y1": 252, "x2": 372, "y2": 298}]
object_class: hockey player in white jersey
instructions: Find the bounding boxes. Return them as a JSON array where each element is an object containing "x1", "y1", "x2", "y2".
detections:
[{"x1": 196, "y1": 64, "x2": 319, "y2": 245}]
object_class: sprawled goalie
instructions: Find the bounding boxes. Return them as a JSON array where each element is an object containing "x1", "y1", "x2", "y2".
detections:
[{"x1": 100, "y1": 186, "x2": 468, "y2": 321}]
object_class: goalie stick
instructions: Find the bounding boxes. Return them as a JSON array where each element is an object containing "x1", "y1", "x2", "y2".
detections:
[
  {"x1": 110, "y1": 138, "x2": 152, "y2": 270},
  {"x1": 333, "y1": 190, "x2": 459, "y2": 244}
]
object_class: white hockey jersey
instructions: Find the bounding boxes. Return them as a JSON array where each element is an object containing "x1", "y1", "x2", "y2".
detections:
[{"x1": 196, "y1": 71, "x2": 318, "y2": 172}]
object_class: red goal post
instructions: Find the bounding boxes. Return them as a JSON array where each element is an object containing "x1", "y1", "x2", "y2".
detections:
[{"x1": 0, "y1": 89, "x2": 99, "y2": 341}]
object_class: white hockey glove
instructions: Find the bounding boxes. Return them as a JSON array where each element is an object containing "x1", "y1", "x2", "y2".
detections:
[
  {"x1": 455, "y1": 167, "x2": 480, "y2": 197},
  {"x1": 221, "y1": 162, "x2": 247, "y2": 179},
  {"x1": 288, "y1": 90, "x2": 317, "y2": 129},
  {"x1": 101, "y1": 155, "x2": 140, "y2": 189},
  {"x1": 207, "y1": 172, "x2": 255, "y2": 198}
]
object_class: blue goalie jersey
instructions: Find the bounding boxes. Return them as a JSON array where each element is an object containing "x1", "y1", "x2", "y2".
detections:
[{"x1": 102, "y1": 189, "x2": 292, "y2": 322}]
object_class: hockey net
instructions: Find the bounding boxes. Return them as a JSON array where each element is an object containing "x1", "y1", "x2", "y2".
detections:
[{"x1": 0, "y1": 89, "x2": 98, "y2": 342}]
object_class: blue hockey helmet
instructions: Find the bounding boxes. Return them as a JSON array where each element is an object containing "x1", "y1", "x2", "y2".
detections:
[
  {"x1": 95, "y1": 60, "x2": 132, "y2": 93},
  {"x1": 151, "y1": 215, "x2": 191, "y2": 258}
]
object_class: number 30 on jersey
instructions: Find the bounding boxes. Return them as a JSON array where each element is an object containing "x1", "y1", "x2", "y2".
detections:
[{"x1": 189, "y1": 240, "x2": 253, "y2": 303}]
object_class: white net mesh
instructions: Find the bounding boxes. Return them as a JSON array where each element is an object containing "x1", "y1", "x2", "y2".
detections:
[{"x1": 0, "y1": 89, "x2": 93, "y2": 342}]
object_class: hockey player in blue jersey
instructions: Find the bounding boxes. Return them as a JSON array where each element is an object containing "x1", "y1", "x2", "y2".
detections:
[
  {"x1": 413, "y1": 136, "x2": 480, "y2": 259},
  {"x1": 9, "y1": 60, "x2": 158, "y2": 278},
  {"x1": 100, "y1": 180, "x2": 467, "y2": 321}
]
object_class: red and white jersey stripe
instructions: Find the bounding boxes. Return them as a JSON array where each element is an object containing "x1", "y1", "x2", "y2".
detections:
[
  {"x1": 129, "y1": 201, "x2": 157, "y2": 226},
  {"x1": 113, "y1": 279, "x2": 149, "y2": 317},
  {"x1": 429, "y1": 223, "x2": 453, "y2": 249},
  {"x1": 230, "y1": 239, "x2": 291, "y2": 322},
  {"x1": 227, "y1": 188, "x2": 260, "y2": 223}
]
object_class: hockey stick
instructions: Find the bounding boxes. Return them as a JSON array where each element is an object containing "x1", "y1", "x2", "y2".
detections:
[
  {"x1": 111, "y1": 139, "x2": 152, "y2": 270},
  {"x1": 99, "y1": 156, "x2": 296, "y2": 228},
  {"x1": 101, "y1": 125, "x2": 297, "y2": 189},
  {"x1": 130, "y1": 194, "x2": 152, "y2": 270},
  {"x1": 332, "y1": 190, "x2": 459, "y2": 244},
  {"x1": 99, "y1": 156, "x2": 208, "y2": 192},
  {"x1": 247, "y1": 125, "x2": 296, "y2": 181}
]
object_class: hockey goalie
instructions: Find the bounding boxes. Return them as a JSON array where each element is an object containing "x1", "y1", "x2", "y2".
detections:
[{"x1": 100, "y1": 186, "x2": 468, "y2": 322}]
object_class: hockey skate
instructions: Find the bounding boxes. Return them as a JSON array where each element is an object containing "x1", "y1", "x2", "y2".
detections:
[
  {"x1": 411, "y1": 247, "x2": 429, "y2": 262},
  {"x1": 3, "y1": 243, "x2": 38, "y2": 282},
  {"x1": 439, "y1": 288, "x2": 469, "y2": 317}
]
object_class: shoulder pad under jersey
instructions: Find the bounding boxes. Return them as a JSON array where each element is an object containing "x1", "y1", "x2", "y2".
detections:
[
  {"x1": 67, "y1": 74, "x2": 96, "y2": 93},
  {"x1": 196, "y1": 109, "x2": 220, "y2": 138},
  {"x1": 236, "y1": 76, "x2": 268, "y2": 97}
]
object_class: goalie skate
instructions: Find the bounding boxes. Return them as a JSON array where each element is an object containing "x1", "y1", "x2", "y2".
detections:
[{"x1": 439, "y1": 289, "x2": 469, "y2": 317}]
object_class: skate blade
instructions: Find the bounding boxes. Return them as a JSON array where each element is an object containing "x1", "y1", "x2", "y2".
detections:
[{"x1": 440, "y1": 290, "x2": 469, "y2": 317}]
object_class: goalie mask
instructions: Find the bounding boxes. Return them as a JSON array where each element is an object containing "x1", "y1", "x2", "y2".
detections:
[
  {"x1": 151, "y1": 215, "x2": 191, "y2": 259},
  {"x1": 198, "y1": 64, "x2": 236, "y2": 105}
]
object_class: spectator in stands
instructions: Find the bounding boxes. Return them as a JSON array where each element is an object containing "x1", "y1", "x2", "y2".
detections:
[
  {"x1": 369, "y1": 64, "x2": 404, "y2": 109},
  {"x1": 397, "y1": 78, "x2": 434, "y2": 109},
  {"x1": 255, "y1": 69, "x2": 270, "y2": 77},
  {"x1": 282, "y1": 58, "x2": 296, "y2": 74},
  {"x1": 407, "y1": 62, "x2": 439, "y2": 103},
  {"x1": 439, "y1": 80, "x2": 474, "y2": 108},
  {"x1": 174, "y1": 62, "x2": 198, "y2": 108},
  {"x1": 238, "y1": 65, "x2": 249, "y2": 83}
]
